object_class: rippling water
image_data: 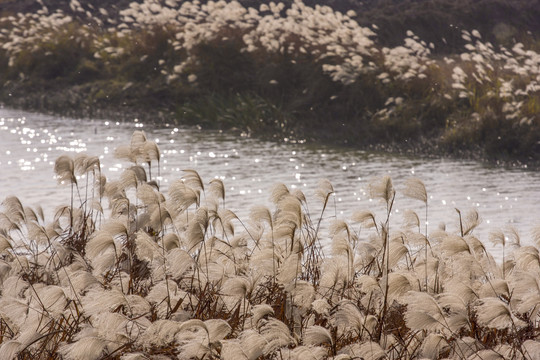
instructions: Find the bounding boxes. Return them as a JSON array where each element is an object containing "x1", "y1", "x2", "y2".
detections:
[{"x1": 1, "y1": 107, "x2": 539, "y2": 258}]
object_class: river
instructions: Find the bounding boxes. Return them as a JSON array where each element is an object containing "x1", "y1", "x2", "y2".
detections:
[{"x1": 1, "y1": 107, "x2": 539, "y2": 259}]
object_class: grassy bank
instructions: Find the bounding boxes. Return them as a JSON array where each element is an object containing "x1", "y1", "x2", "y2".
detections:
[
  {"x1": 0, "y1": 0, "x2": 539, "y2": 163},
  {"x1": 1, "y1": 132, "x2": 540, "y2": 358}
]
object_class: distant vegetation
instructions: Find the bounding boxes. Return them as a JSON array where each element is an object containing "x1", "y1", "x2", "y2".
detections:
[
  {"x1": 0, "y1": 0, "x2": 539, "y2": 162},
  {"x1": 1, "y1": 132, "x2": 540, "y2": 358}
]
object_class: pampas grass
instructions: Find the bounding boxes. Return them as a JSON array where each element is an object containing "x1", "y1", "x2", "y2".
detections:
[{"x1": 2, "y1": 132, "x2": 540, "y2": 359}]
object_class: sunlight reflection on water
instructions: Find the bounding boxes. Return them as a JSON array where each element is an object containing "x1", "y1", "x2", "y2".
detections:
[{"x1": 1, "y1": 107, "x2": 539, "y2": 260}]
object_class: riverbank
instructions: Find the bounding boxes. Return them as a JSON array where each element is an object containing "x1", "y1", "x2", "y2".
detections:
[{"x1": 0, "y1": 0, "x2": 539, "y2": 165}]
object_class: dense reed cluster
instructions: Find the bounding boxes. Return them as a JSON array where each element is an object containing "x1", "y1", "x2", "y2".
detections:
[
  {"x1": 1, "y1": 131, "x2": 540, "y2": 359},
  {"x1": 0, "y1": 0, "x2": 538, "y2": 161}
]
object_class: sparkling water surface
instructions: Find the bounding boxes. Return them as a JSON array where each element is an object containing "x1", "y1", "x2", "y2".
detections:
[{"x1": 1, "y1": 107, "x2": 539, "y2": 259}]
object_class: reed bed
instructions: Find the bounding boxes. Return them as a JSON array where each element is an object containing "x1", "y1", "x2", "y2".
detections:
[
  {"x1": 0, "y1": 0, "x2": 539, "y2": 160},
  {"x1": 1, "y1": 131, "x2": 540, "y2": 359}
]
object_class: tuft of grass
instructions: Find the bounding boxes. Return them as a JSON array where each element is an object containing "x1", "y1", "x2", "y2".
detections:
[{"x1": 1, "y1": 133, "x2": 540, "y2": 358}]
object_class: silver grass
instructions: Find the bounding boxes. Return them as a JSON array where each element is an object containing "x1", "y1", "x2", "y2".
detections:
[
  {"x1": 513, "y1": 246, "x2": 540, "y2": 270},
  {"x1": 479, "y1": 279, "x2": 509, "y2": 298},
  {"x1": 130, "y1": 130, "x2": 148, "y2": 161},
  {"x1": 0, "y1": 297, "x2": 30, "y2": 330},
  {"x1": 166, "y1": 248, "x2": 193, "y2": 279},
  {"x1": 259, "y1": 318, "x2": 296, "y2": 355},
  {"x1": 0, "y1": 260, "x2": 11, "y2": 283},
  {"x1": 277, "y1": 254, "x2": 301, "y2": 285},
  {"x1": 356, "y1": 341, "x2": 386, "y2": 360},
  {"x1": 442, "y1": 234, "x2": 471, "y2": 256},
  {"x1": 168, "y1": 179, "x2": 200, "y2": 213},
  {"x1": 444, "y1": 279, "x2": 480, "y2": 304},
  {"x1": 449, "y1": 336, "x2": 483, "y2": 359},
  {"x1": 386, "y1": 272, "x2": 414, "y2": 303},
  {"x1": 86, "y1": 231, "x2": 117, "y2": 259},
  {"x1": 522, "y1": 340, "x2": 540, "y2": 360},
  {"x1": 23, "y1": 206, "x2": 40, "y2": 224},
  {"x1": 284, "y1": 346, "x2": 328, "y2": 360},
  {"x1": 134, "y1": 230, "x2": 161, "y2": 261},
  {"x1": 467, "y1": 349, "x2": 505, "y2": 360},
  {"x1": 319, "y1": 256, "x2": 350, "y2": 292},
  {"x1": 532, "y1": 225, "x2": 540, "y2": 248},
  {"x1": 54, "y1": 154, "x2": 77, "y2": 184},
  {"x1": 271, "y1": 183, "x2": 290, "y2": 204},
  {"x1": 237, "y1": 330, "x2": 267, "y2": 359},
  {"x1": 250, "y1": 205, "x2": 273, "y2": 228},
  {"x1": 303, "y1": 325, "x2": 333, "y2": 346},
  {"x1": 136, "y1": 183, "x2": 161, "y2": 206},
  {"x1": 465, "y1": 235, "x2": 488, "y2": 255},
  {"x1": 351, "y1": 210, "x2": 377, "y2": 229},
  {"x1": 0, "y1": 340, "x2": 22, "y2": 360},
  {"x1": 182, "y1": 169, "x2": 205, "y2": 192},
  {"x1": 335, "y1": 302, "x2": 365, "y2": 332},
  {"x1": 81, "y1": 288, "x2": 128, "y2": 317},
  {"x1": 402, "y1": 209, "x2": 420, "y2": 229},
  {"x1": 93, "y1": 312, "x2": 131, "y2": 345},
  {"x1": 462, "y1": 208, "x2": 481, "y2": 235},
  {"x1": 213, "y1": 208, "x2": 238, "y2": 237},
  {"x1": 311, "y1": 298, "x2": 331, "y2": 316},
  {"x1": 331, "y1": 233, "x2": 352, "y2": 259},
  {"x1": 0, "y1": 233, "x2": 12, "y2": 253},
  {"x1": 223, "y1": 275, "x2": 251, "y2": 297},
  {"x1": 91, "y1": 251, "x2": 117, "y2": 276},
  {"x1": 276, "y1": 194, "x2": 303, "y2": 229},
  {"x1": 474, "y1": 297, "x2": 526, "y2": 330},
  {"x1": 2, "y1": 275, "x2": 30, "y2": 298},
  {"x1": 143, "y1": 140, "x2": 160, "y2": 162},
  {"x1": 58, "y1": 334, "x2": 108, "y2": 360},
  {"x1": 119, "y1": 354, "x2": 148, "y2": 360},
  {"x1": 388, "y1": 238, "x2": 410, "y2": 269},
  {"x1": 489, "y1": 229, "x2": 505, "y2": 247},
  {"x1": 286, "y1": 280, "x2": 315, "y2": 310},
  {"x1": 209, "y1": 178, "x2": 225, "y2": 203},
  {"x1": 114, "y1": 144, "x2": 136, "y2": 164},
  {"x1": 32, "y1": 284, "x2": 68, "y2": 316},
  {"x1": 177, "y1": 342, "x2": 212, "y2": 360},
  {"x1": 1, "y1": 196, "x2": 26, "y2": 225},
  {"x1": 315, "y1": 179, "x2": 334, "y2": 204},
  {"x1": 369, "y1": 175, "x2": 395, "y2": 205},
  {"x1": 436, "y1": 293, "x2": 470, "y2": 332},
  {"x1": 102, "y1": 219, "x2": 130, "y2": 238},
  {"x1": 74, "y1": 154, "x2": 100, "y2": 175},
  {"x1": 421, "y1": 333, "x2": 449, "y2": 359},
  {"x1": 138, "y1": 319, "x2": 182, "y2": 348},
  {"x1": 149, "y1": 205, "x2": 172, "y2": 232},
  {"x1": 125, "y1": 294, "x2": 151, "y2": 317},
  {"x1": 16, "y1": 329, "x2": 42, "y2": 353},
  {"x1": 120, "y1": 165, "x2": 147, "y2": 189},
  {"x1": 403, "y1": 177, "x2": 427, "y2": 203},
  {"x1": 221, "y1": 340, "x2": 251, "y2": 360},
  {"x1": 163, "y1": 233, "x2": 181, "y2": 250},
  {"x1": 252, "y1": 304, "x2": 275, "y2": 325},
  {"x1": 404, "y1": 291, "x2": 448, "y2": 332},
  {"x1": 205, "y1": 319, "x2": 232, "y2": 342},
  {"x1": 186, "y1": 208, "x2": 208, "y2": 252}
]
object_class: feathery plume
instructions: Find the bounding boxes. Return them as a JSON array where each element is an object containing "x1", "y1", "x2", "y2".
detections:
[
  {"x1": 54, "y1": 155, "x2": 77, "y2": 185},
  {"x1": 303, "y1": 325, "x2": 333, "y2": 346},
  {"x1": 369, "y1": 176, "x2": 395, "y2": 205},
  {"x1": 474, "y1": 297, "x2": 526, "y2": 330},
  {"x1": 403, "y1": 177, "x2": 427, "y2": 203}
]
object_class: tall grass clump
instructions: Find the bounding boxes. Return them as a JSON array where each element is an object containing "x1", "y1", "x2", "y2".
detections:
[
  {"x1": 1, "y1": 132, "x2": 540, "y2": 358},
  {"x1": 0, "y1": 0, "x2": 538, "y2": 160}
]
